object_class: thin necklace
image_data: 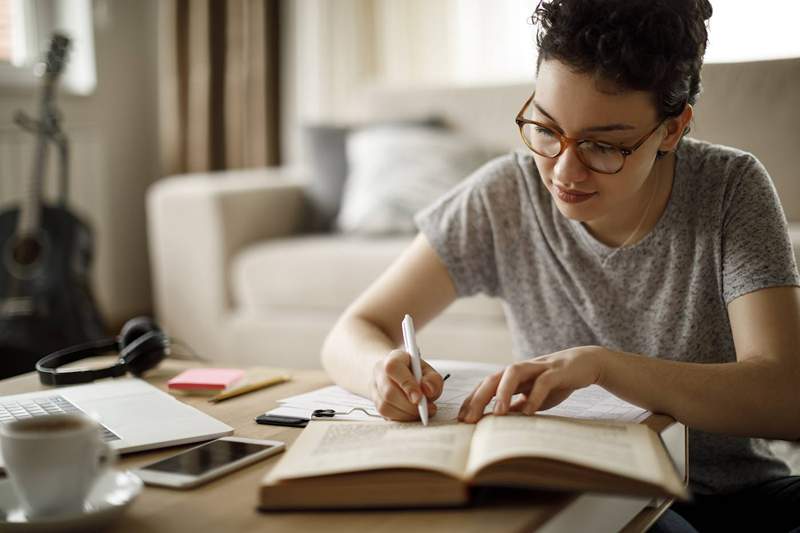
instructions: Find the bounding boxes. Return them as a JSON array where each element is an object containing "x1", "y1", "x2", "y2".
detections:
[{"x1": 600, "y1": 160, "x2": 662, "y2": 267}]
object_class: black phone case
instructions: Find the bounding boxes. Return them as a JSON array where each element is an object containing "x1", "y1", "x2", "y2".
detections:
[{"x1": 255, "y1": 414, "x2": 309, "y2": 428}]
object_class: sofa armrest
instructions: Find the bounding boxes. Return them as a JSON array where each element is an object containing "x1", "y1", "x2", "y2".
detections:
[{"x1": 146, "y1": 166, "x2": 308, "y2": 358}]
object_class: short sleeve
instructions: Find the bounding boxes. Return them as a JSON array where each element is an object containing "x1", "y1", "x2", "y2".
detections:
[
  {"x1": 414, "y1": 154, "x2": 523, "y2": 298},
  {"x1": 721, "y1": 153, "x2": 800, "y2": 304}
]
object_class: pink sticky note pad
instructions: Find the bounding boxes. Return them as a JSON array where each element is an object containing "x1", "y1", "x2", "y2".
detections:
[{"x1": 167, "y1": 368, "x2": 245, "y2": 391}]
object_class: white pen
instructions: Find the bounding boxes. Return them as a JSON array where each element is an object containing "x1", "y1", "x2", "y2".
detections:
[{"x1": 401, "y1": 314, "x2": 428, "y2": 426}]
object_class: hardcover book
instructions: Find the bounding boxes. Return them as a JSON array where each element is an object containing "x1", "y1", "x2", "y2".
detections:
[{"x1": 259, "y1": 413, "x2": 688, "y2": 510}]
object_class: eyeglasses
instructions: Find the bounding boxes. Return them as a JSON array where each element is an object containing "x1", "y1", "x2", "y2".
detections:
[{"x1": 515, "y1": 92, "x2": 664, "y2": 174}]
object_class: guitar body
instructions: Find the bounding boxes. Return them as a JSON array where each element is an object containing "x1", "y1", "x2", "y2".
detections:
[
  {"x1": 0, "y1": 205, "x2": 106, "y2": 378},
  {"x1": 0, "y1": 34, "x2": 108, "y2": 379}
]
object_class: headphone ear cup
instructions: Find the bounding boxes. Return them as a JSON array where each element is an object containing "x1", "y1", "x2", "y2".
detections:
[
  {"x1": 119, "y1": 316, "x2": 168, "y2": 376},
  {"x1": 120, "y1": 316, "x2": 159, "y2": 350},
  {"x1": 124, "y1": 334, "x2": 168, "y2": 376}
]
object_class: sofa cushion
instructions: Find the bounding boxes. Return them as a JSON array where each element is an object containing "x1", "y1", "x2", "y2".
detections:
[
  {"x1": 689, "y1": 58, "x2": 800, "y2": 222},
  {"x1": 336, "y1": 125, "x2": 492, "y2": 235},
  {"x1": 225, "y1": 309, "x2": 514, "y2": 369},
  {"x1": 303, "y1": 117, "x2": 447, "y2": 232},
  {"x1": 231, "y1": 235, "x2": 505, "y2": 320}
]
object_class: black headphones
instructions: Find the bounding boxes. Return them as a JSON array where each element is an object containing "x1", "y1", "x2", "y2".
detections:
[{"x1": 36, "y1": 316, "x2": 170, "y2": 386}]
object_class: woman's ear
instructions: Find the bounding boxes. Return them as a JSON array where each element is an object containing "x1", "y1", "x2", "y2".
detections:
[{"x1": 660, "y1": 104, "x2": 694, "y2": 153}]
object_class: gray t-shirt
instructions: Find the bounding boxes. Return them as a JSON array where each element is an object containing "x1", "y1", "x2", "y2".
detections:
[{"x1": 415, "y1": 137, "x2": 800, "y2": 495}]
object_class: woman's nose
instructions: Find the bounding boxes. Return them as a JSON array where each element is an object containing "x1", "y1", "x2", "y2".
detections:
[{"x1": 553, "y1": 143, "x2": 590, "y2": 184}]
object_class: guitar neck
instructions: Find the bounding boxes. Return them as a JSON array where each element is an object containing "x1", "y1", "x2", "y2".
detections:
[
  {"x1": 15, "y1": 33, "x2": 69, "y2": 240},
  {"x1": 16, "y1": 76, "x2": 58, "y2": 238}
]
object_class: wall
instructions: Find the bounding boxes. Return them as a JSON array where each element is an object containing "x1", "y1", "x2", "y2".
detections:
[{"x1": 0, "y1": 0, "x2": 160, "y2": 330}]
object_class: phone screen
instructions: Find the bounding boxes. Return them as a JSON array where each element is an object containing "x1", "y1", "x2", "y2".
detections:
[{"x1": 142, "y1": 440, "x2": 274, "y2": 476}]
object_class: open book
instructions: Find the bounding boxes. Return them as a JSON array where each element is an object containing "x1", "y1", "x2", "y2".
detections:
[{"x1": 259, "y1": 414, "x2": 688, "y2": 510}]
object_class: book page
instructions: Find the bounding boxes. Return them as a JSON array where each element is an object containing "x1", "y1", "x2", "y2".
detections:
[
  {"x1": 465, "y1": 415, "x2": 667, "y2": 487},
  {"x1": 428, "y1": 361, "x2": 649, "y2": 423},
  {"x1": 536, "y1": 385, "x2": 649, "y2": 422},
  {"x1": 265, "y1": 421, "x2": 476, "y2": 483},
  {"x1": 428, "y1": 360, "x2": 503, "y2": 420},
  {"x1": 268, "y1": 360, "x2": 648, "y2": 423}
]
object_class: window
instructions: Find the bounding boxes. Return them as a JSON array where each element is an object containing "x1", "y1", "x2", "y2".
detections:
[
  {"x1": 704, "y1": 0, "x2": 800, "y2": 63},
  {"x1": 0, "y1": 0, "x2": 96, "y2": 95},
  {"x1": 373, "y1": 0, "x2": 540, "y2": 86},
  {"x1": 0, "y1": 0, "x2": 11, "y2": 62},
  {"x1": 373, "y1": 0, "x2": 800, "y2": 87}
]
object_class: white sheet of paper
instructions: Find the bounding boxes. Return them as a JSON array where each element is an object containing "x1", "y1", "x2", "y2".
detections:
[{"x1": 266, "y1": 358, "x2": 649, "y2": 423}]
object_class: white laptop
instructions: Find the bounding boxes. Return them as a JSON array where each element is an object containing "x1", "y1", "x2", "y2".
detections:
[{"x1": 0, "y1": 378, "x2": 233, "y2": 460}]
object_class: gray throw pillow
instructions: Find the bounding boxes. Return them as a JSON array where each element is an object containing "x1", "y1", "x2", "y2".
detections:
[
  {"x1": 302, "y1": 117, "x2": 446, "y2": 232},
  {"x1": 303, "y1": 124, "x2": 350, "y2": 232},
  {"x1": 336, "y1": 125, "x2": 493, "y2": 236}
]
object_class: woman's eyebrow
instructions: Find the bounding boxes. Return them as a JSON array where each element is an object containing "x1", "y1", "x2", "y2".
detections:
[{"x1": 533, "y1": 101, "x2": 637, "y2": 133}]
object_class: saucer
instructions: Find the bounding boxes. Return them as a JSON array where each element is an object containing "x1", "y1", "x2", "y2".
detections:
[{"x1": 0, "y1": 469, "x2": 142, "y2": 532}]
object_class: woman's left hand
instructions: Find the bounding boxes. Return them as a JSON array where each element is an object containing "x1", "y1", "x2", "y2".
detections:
[{"x1": 458, "y1": 346, "x2": 609, "y2": 423}]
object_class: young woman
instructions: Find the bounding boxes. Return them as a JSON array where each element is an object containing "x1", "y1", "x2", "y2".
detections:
[{"x1": 321, "y1": 1, "x2": 800, "y2": 530}]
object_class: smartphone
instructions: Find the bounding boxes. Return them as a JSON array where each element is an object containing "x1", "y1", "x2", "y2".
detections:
[{"x1": 133, "y1": 436, "x2": 285, "y2": 489}]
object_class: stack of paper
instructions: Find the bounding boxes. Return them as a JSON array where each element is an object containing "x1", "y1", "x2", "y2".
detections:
[
  {"x1": 264, "y1": 359, "x2": 649, "y2": 423},
  {"x1": 268, "y1": 385, "x2": 381, "y2": 421}
]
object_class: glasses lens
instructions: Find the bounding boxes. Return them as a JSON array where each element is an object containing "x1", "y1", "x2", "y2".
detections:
[
  {"x1": 577, "y1": 141, "x2": 625, "y2": 173},
  {"x1": 519, "y1": 120, "x2": 626, "y2": 174},
  {"x1": 521, "y1": 123, "x2": 561, "y2": 157}
]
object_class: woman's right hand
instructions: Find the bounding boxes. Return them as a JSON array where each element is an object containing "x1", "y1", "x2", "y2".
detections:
[{"x1": 370, "y1": 349, "x2": 445, "y2": 421}]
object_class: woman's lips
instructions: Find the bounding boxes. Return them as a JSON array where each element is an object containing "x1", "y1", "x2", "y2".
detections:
[{"x1": 553, "y1": 184, "x2": 596, "y2": 204}]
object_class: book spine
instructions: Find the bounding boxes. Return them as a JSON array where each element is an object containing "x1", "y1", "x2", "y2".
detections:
[
  {"x1": 660, "y1": 422, "x2": 687, "y2": 484},
  {"x1": 647, "y1": 421, "x2": 687, "y2": 509}
]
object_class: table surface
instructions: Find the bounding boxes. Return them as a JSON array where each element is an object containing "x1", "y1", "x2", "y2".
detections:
[{"x1": 0, "y1": 358, "x2": 665, "y2": 532}]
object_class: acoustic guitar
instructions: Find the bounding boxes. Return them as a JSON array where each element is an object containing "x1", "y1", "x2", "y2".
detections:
[{"x1": 0, "y1": 33, "x2": 106, "y2": 378}]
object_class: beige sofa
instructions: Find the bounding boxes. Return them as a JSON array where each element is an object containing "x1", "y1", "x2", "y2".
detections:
[{"x1": 147, "y1": 58, "x2": 800, "y2": 369}]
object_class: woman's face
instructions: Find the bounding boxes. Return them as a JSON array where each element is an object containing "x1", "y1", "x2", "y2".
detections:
[{"x1": 531, "y1": 59, "x2": 668, "y2": 226}]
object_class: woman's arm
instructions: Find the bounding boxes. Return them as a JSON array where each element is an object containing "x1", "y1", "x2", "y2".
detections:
[
  {"x1": 600, "y1": 285, "x2": 800, "y2": 439},
  {"x1": 321, "y1": 233, "x2": 458, "y2": 418},
  {"x1": 461, "y1": 286, "x2": 800, "y2": 440}
]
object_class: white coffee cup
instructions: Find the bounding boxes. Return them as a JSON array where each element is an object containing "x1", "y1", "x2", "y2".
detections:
[{"x1": 0, "y1": 412, "x2": 116, "y2": 518}]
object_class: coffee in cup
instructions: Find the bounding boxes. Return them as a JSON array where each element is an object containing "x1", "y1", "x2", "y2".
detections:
[{"x1": 0, "y1": 412, "x2": 116, "y2": 518}]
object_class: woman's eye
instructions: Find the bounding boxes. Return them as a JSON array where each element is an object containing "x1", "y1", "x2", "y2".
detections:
[
  {"x1": 534, "y1": 126, "x2": 556, "y2": 137},
  {"x1": 587, "y1": 142, "x2": 616, "y2": 154}
]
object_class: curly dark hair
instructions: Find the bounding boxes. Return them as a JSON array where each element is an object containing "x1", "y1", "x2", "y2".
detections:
[{"x1": 532, "y1": 0, "x2": 713, "y2": 122}]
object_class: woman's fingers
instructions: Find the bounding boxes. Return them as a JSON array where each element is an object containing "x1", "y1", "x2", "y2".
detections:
[
  {"x1": 458, "y1": 362, "x2": 550, "y2": 422},
  {"x1": 372, "y1": 372, "x2": 412, "y2": 417},
  {"x1": 371, "y1": 350, "x2": 443, "y2": 421},
  {"x1": 383, "y1": 350, "x2": 424, "y2": 404},
  {"x1": 420, "y1": 362, "x2": 445, "y2": 400},
  {"x1": 459, "y1": 372, "x2": 503, "y2": 423},
  {"x1": 373, "y1": 348, "x2": 589, "y2": 422},
  {"x1": 520, "y1": 369, "x2": 562, "y2": 414},
  {"x1": 457, "y1": 389, "x2": 475, "y2": 421},
  {"x1": 508, "y1": 395, "x2": 529, "y2": 412},
  {"x1": 373, "y1": 378, "x2": 439, "y2": 421},
  {"x1": 493, "y1": 362, "x2": 548, "y2": 415}
]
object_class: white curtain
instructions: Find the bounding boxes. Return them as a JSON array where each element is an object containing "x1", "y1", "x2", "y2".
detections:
[
  {"x1": 373, "y1": 0, "x2": 537, "y2": 86},
  {"x1": 281, "y1": 0, "x2": 537, "y2": 163}
]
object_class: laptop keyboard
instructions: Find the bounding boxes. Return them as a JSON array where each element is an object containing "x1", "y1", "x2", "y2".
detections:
[{"x1": 0, "y1": 396, "x2": 121, "y2": 442}]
